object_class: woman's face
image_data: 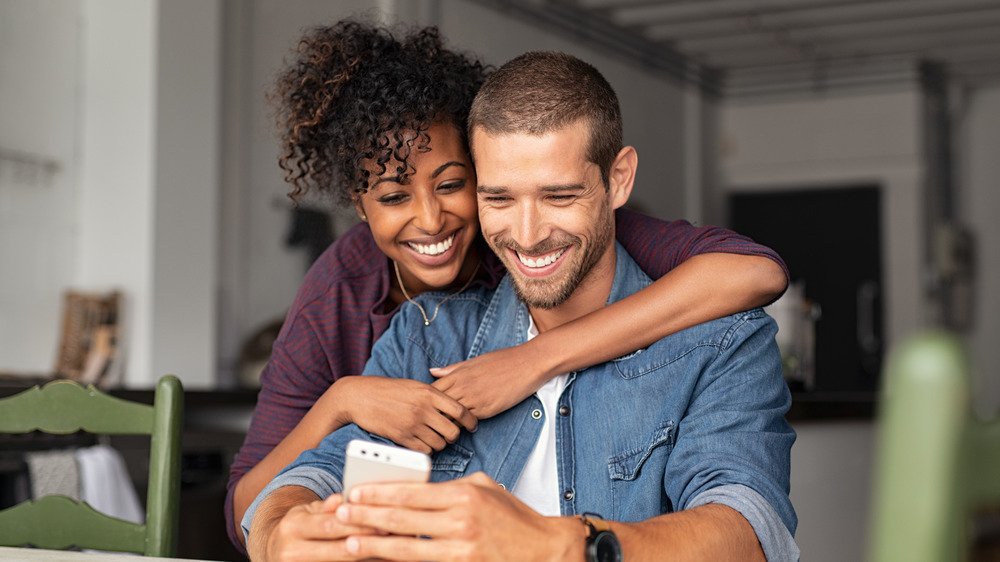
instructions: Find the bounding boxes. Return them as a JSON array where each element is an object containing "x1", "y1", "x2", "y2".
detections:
[{"x1": 356, "y1": 121, "x2": 479, "y2": 295}]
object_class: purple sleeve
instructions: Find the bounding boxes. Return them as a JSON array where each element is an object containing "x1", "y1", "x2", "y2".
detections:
[
  {"x1": 223, "y1": 313, "x2": 335, "y2": 554},
  {"x1": 614, "y1": 207, "x2": 789, "y2": 281},
  {"x1": 224, "y1": 224, "x2": 387, "y2": 555}
]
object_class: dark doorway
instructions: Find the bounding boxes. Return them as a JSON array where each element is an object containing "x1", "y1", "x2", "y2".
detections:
[{"x1": 730, "y1": 185, "x2": 883, "y2": 393}]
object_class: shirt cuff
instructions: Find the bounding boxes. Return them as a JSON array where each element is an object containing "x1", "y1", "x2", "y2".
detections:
[
  {"x1": 240, "y1": 465, "x2": 344, "y2": 543},
  {"x1": 688, "y1": 484, "x2": 799, "y2": 562}
]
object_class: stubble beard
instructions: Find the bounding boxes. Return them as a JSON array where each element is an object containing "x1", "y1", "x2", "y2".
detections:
[{"x1": 490, "y1": 205, "x2": 615, "y2": 310}]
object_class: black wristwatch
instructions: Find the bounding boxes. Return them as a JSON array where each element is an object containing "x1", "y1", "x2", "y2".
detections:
[{"x1": 581, "y1": 513, "x2": 622, "y2": 562}]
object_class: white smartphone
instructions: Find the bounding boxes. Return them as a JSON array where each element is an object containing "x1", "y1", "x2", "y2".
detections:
[{"x1": 341, "y1": 439, "x2": 431, "y2": 500}]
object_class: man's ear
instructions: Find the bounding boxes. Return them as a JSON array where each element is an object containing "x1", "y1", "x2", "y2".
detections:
[{"x1": 607, "y1": 146, "x2": 637, "y2": 210}]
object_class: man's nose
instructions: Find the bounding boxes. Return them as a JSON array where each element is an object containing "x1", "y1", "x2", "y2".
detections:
[
  {"x1": 414, "y1": 194, "x2": 445, "y2": 234},
  {"x1": 514, "y1": 201, "x2": 549, "y2": 251}
]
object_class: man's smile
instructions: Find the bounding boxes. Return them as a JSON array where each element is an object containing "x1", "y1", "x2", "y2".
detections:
[{"x1": 507, "y1": 246, "x2": 572, "y2": 278}]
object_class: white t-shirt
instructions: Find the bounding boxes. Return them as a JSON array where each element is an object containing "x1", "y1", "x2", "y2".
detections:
[{"x1": 510, "y1": 315, "x2": 569, "y2": 516}]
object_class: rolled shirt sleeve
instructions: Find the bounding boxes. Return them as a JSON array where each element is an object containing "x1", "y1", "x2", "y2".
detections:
[{"x1": 689, "y1": 484, "x2": 799, "y2": 562}]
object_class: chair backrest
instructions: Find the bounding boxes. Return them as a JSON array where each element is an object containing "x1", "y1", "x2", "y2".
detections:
[
  {"x1": 870, "y1": 332, "x2": 1000, "y2": 561},
  {"x1": 0, "y1": 375, "x2": 183, "y2": 557}
]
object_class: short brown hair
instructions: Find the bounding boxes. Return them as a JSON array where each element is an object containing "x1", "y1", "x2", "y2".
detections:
[{"x1": 468, "y1": 51, "x2": 623, "y2": 188}]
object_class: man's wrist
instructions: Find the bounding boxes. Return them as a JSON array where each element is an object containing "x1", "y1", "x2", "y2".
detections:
[{"x1": 547, "y1": 516, "x2": 589, "y2": 561}]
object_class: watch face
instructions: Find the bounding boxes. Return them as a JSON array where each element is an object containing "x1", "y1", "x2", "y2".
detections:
[{"x1": 594, "y1": 531, "x2": 622, "y2": 562}]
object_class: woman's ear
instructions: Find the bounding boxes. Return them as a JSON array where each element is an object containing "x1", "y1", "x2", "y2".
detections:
[
  {"x1": 608, "y1": 146, "x2": 637, "y2": 210},
  {"x1": 353, "y1": 198, "x2": 368, "y2": 222}
]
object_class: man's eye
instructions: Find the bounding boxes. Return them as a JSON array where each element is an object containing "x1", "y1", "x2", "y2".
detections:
[
  {"x1": 548, "y1": 195, "x2": 577, "y2": 203},
  {"x1": 483, "y1": 196, "x2": 511, "y2": 203}
]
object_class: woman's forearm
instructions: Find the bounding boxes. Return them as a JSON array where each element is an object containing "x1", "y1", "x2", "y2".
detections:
[
  {"x1": 531, "y1": 253, "x2": 787, "y2": 379},
  {"x1": 231, "y1": 381, "x2": 353, "y2": 546}
]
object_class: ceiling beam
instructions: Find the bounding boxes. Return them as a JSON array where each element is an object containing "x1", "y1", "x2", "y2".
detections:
[
  {"x1": 672, "y1": 7, "x2": 1000, "y2": 52},
  {"x1": 692, "y1": 25, "x2": 1000, "y2": 67},
  {"x1": 639, "y1": 0, "x2": 1000, "y2": 41},
  {"x1": 611, "y1": 0, "x2": 889, "y2": 26}
]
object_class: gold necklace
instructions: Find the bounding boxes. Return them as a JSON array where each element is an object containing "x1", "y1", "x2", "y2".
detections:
[{"x1": 393, "y1": 259, "x2": 482, "y2": 326}]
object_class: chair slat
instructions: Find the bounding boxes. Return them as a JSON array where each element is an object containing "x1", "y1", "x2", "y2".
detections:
[
  {"x1": 0, "y1": 381, "x2": 153, "y2": 435},
  {"x1": 0, "y1": 495, "x2": 146, "y2": 552}
]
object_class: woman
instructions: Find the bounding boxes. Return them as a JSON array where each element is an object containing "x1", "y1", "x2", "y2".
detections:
[{"x1": 227, "y1": 21, "x2": 788, "y2": 551}]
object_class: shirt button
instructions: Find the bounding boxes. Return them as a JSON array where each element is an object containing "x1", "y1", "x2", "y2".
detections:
[
  {"x1": 558, "y1": 405, "x2": 571, "y2": 416},
  {"x1": 563, "y1": 489, "x2": 575, "y2": 501},
  {"x1": 531, "y1": 409, "x2": 543, "y2": 420}
]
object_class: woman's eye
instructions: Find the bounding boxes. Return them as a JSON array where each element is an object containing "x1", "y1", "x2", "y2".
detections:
[
  {"x1": 378, "y1": 193, "x2": 408, "y2": 205},
  {"x1": 437, "y1": 181, "x2": 466, "y2": 193}
]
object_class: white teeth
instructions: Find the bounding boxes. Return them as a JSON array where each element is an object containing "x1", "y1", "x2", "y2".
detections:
[
  {"x1": 516, "y1": 248, "x2": 565, "y2": 268},
  {"x1": 408, "y1": 234, "x2": 455, "y2": 256}
]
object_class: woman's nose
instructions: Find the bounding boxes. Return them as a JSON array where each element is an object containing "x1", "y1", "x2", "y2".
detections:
[{"x1": 414, "y1": 194, "x2": 445, "y2": 234}]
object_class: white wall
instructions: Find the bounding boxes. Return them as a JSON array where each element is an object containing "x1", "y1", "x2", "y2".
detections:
[
  {"x1": 0, "y1": 0, "x2": 221, "y2": 388},
  {"x1": 0, "y1": 1, "x2": 82, "y2": 374},
  {"x1": 150, "y1": 0, "x2": 222, "y2": 388},
  {"x1": 960, "y1": 86, "x2": 1000, "y2": 415},
  {"x1": 78, "y1": 0, "x2": 222, "y2": 388},
  {"x1": 77, "y1": 0, "x2": 158, "y2": 386},
  {"x1": 792, "y1": 422, "x2": 877, "y2": 562},
  {"x1": 720, "y1": 89, "x2": 928, "y2": 561}
]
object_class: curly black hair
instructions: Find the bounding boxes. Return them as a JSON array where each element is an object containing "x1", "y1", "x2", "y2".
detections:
[{"x1": 273, "y1": 20, "x2": 490, "y2": 205}]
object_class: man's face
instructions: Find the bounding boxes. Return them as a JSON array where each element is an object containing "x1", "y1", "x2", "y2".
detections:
[{"x1": 472, "y1": 120, "x2": 617, "y2": 309}]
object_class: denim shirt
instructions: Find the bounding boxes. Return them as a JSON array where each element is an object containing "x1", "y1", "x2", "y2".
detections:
[{"x1": 244, "y1": 243, "x2": 799, "y2": 560}]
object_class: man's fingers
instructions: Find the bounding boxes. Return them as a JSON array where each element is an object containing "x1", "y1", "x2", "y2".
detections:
[
  {"x1": 318, "y1": 494, "x2": 344, "y2": 512},
  {"x1": 286, "y1": 510, "x2": 379, "y2": 540},
  {"x1": 283, "y1": 538, "x2": 371, "y2": 562},
  {"x1": 351, "y1": 478, "x2": 486, "y2": 510},
  {"x1": 337, "y1": 503, "x2": 463, "y2": 538},
  {"x1": 347, "y1": 534, "x2": 464, "y2": 562}
]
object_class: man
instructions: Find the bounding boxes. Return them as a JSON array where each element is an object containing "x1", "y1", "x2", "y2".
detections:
[{"x1": 243, "y1": 51, "x2": 797, "y2": 561}]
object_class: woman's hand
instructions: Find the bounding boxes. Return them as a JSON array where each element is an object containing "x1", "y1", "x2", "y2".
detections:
[
  {"x1": 430, "y1": 343, "x2": 550, "y2": 419},
  {"x1": 336, "y1": 376, "x2": 478, "y2": 454}
]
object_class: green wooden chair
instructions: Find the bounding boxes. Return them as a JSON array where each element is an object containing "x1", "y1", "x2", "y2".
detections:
[
  {"x1": 870, "y1": 331, "x2": 1000, "y2": 561},
  {"x1": 0, "y1": 375, "x2": 183, "y2": 556}
]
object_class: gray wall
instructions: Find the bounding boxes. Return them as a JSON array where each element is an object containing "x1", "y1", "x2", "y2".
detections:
[{"x1": 961, "y1": 85, "x2": 1000, "y2": 416}]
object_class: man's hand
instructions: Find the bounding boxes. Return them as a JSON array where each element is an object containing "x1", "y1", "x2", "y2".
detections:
[
  {"x1": 338, "y1": 376, "x2": 478, "y2": 453},
  {"x1": 248, "y1": 489, "x2": 384, "y2": 562},
  {"x1": 335, "y1": 472, "x2": 585, "y2": 562},
  {"x1": 430, "y1": 345, "x2": 549, "y2": 419}
]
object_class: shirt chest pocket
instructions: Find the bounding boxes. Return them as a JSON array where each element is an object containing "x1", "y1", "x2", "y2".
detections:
[
  {"x1": 607, "y1": 421, "x2": 676, "y2": 520},
  {"x1": 430, "y1": 443, "x2": 474, "y2": 482}
]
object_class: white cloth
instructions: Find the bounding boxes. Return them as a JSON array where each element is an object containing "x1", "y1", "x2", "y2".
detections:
[
  {"x1": 75, "y1": 444, "x2": 144, "y2": 524},
  {"x1": 25, "y1": 449, "x2": 80, "y2": 500},
  {"x1": 510, "y1": 316, "x2": 569, "y2": 516}
]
